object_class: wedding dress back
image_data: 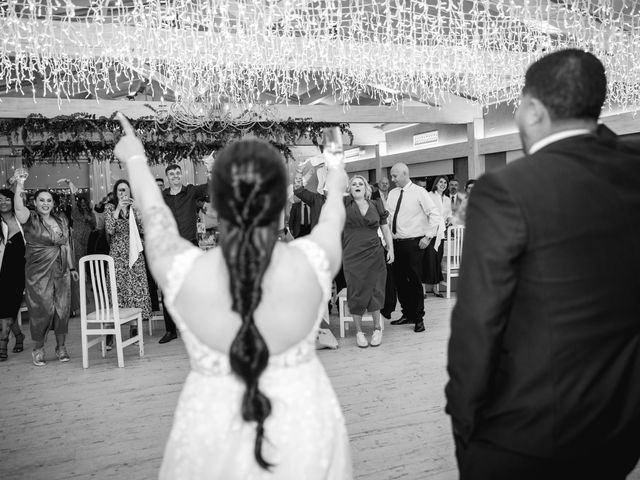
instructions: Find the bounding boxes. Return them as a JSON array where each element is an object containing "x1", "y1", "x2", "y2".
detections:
[{"x1": 158, "y1": 238, "x2": 352, "y2": 479}]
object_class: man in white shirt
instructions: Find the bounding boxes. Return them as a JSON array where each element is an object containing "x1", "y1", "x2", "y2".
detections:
[{"x1": 387, "y1": 163, "x2": 441, "y2": 332}]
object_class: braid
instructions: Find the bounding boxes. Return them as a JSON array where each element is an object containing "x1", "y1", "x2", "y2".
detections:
[{"x1": 219, "y1": 158, "x2": 281, "y2": 470}]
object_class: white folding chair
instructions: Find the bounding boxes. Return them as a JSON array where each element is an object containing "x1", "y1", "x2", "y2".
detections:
[
  {"x1": 79, "y1": 255, "x2": 144, "y2": 368},
  {"x1": 16, "y1": 295, "x2": 28, "y2": 328},
  {"x1": 337, "y1": 288, "x2": 384, "y2": 338},
  {"x1": 443, "y1": 225, "x2": 464, "y2": 299}
]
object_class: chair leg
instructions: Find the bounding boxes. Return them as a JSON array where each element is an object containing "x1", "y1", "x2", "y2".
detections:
[
  {"x1": 81, "y1": 323, "x2": 89, "y2": 369},
  {"x1": 339, "y1": 298, "x2": 345, "y2": 338},
  {"x1": 446, "y1": 271, "x2": 451, "y2": 299},
  {"x1": 138, "y1": 316, "x2": 144, "y2": 358},
  {"x1": 114, "y1": 325, "x2": 125, "y2": 368}
]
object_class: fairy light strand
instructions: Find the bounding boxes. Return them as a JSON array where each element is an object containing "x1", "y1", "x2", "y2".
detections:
[{"x1": 0, "y1": 0, "x2": 639, "y2": 111}]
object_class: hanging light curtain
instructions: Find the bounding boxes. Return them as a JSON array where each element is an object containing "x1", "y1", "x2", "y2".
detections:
[
  {"x1": 0, "y1": 157, "x2": 22, "y2": 189},
  {"x1": 89, "y1": 159, "x2": 111, "y2": 205}
]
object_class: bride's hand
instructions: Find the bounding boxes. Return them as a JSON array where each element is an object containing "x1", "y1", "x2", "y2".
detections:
[{"x1": 114, "y1": 113, "x2": 146, "y2": 163}]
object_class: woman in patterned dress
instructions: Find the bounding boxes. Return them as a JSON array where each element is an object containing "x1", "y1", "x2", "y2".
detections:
[{"x1": 104, "y1": 179, "x2": 151, "y2": 343}]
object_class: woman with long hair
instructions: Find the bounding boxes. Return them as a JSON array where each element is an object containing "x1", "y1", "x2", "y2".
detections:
[
  {"x1": 114, "y1": 113, "x2": 351, "y2": 479},
  {"x1": 0, "y1": 188, "x2": 27, "y2": 360},
  {"x1": 13, "y1": 182, "x2": 79, "y2": 366},
  {"x1": 422, "y1": 175, "x2": 452, "y2": 297},
  {"x1": 342, "y1": 175, "x2": 393, "y2": 348},
  {"x1": 103, "y1": 178, "x2": 151, "y2": 346}
]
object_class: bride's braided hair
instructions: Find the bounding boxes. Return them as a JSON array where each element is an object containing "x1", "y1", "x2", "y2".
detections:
[{"x1": 211, "y1": 139, "x2": 287, "y2": 470}]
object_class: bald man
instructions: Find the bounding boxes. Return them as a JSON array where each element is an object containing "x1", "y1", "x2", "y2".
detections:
[{"x1": 387, "y1": 163, "x2": 441, "y2": 332}]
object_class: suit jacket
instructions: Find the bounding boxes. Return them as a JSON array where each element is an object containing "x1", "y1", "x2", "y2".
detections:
[
  {"x1": 445, "y1": 127, "x2": 640, "y2": 459},
  {"x1": 293, "y1": 186, "x2": 325, "y2": 229},
  {"x1": 449, "y1": 192, "x2": 465, "y2": 214},
  {"x1": 288, "y1": 202, "x2": 313, "y2": 239}
]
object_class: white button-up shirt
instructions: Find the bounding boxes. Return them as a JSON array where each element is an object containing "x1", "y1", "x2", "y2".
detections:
[{"x1": 387, "y1": 181, "x2": 441, "y2": 240}]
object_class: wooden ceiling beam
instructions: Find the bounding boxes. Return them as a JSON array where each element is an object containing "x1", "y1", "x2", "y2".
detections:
[{"x1": 0, "y1": 98, "x2": 483, "y2": 123}]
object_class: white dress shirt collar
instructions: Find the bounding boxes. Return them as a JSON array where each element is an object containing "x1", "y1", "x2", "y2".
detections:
[{"x1": 528, "y1": 129, "x2": 593, "y2": 155}]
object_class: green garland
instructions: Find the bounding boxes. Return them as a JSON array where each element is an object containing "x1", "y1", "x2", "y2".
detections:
[{"x1": 0, "y1": 112, "x2": 353, "y2": 167}]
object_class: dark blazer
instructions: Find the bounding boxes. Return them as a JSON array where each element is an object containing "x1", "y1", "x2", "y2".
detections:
[
  {"x1": 293, "y1": 186, "x2": 325, "y2": 228},
  {"x1": 445, "y1": 126, "x2": 640, "y2": 459},
  {"x1": 288, "y1": 202, "x2": 313, "y2": 239}
]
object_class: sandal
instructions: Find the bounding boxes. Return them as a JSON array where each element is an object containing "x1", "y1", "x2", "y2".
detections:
[{"x1": 13, "y1": 332, "x2": 25, "y2": 353}]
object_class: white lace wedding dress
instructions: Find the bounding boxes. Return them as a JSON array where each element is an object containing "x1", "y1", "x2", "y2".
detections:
[{"x1": 158, "y1": 238, "x2": 353, "y2": 479}]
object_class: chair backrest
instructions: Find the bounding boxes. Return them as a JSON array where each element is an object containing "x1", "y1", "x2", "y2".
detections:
[
  {"x1": 446, "y1": 225, "x2": 465, "y2": 270},
  {"x1": 79, "y1": 254, "x2": 120, "y2": 323}
]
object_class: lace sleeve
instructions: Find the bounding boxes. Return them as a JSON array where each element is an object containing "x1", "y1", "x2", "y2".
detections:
[{"x1": 142, "y1": 203, "x2": 200, "y2": 293}]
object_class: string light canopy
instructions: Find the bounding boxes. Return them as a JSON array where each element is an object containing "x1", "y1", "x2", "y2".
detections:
[{"x1": 1, "y1": 0, "x2": 640, "y2": 111}]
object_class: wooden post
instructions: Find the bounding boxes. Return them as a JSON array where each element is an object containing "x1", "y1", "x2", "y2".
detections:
[{"x1": 467, "y1": 118, "x2": 485, "y2": 180}]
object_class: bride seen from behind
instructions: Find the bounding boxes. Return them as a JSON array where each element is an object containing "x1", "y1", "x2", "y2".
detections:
[{"x1": 114, "y1": 113, "x2": 353, "y2": 479}]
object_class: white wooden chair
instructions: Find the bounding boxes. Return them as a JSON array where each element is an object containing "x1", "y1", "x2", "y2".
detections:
[
  {"x1": 79, "y1": 255, "x2": 144, "y2": 368},
  {"x1": 16, "y1": 296, "x2": 28, "y2": 328},
  {"x1": 443, "y1": 225, "x2": 464, "y2": 299},
  {"x1": 337, "y1": 288, "x2": 384, "y2": 338}
]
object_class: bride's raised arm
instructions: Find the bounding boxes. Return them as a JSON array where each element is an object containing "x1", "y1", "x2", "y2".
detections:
[{"x1": 113, "y1": 113, "x2": 196, "y2": 291}]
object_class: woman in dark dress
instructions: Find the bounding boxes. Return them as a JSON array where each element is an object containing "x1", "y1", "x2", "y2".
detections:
[
  {"x1": 0, "y1": 188, "x2": 27, "y2": 360},
  {"x1": 342, "y1": 175, "x2": 394, "y2": 348}
]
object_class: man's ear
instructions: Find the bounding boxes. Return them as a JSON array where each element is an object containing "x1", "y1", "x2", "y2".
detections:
[{"x1": 524, "y1": 96, "x2": 549, "y2": 128}]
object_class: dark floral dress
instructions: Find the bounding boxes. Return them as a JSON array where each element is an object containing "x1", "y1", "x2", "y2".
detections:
[{"x1": 104, "y1": 203, "x2": 151, "y2": 320}]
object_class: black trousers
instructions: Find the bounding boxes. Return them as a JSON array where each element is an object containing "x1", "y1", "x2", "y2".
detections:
[
  {"x1": 163, "y1": 238, "x2": 199, "y2": 334},
  {"x1": 392, "y1": 238, "x2": 425, "y2": 323},
  {"x1": 143, "y1": 251, "x2": 160, "y2": 312},
  {"x1": 381, "y1": 247, "x2": 396, "y2": 315},
  {"x1": 459, "y1": 439, "x2": 640, "y2": 480}
]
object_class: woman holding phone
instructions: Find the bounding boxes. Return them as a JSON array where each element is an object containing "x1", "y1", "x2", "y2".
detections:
[{"x1": 104, "y1": 179, "x2": 151, "y2": 345}]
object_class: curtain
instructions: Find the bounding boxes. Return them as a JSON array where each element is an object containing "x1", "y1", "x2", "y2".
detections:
[
  {"x1": 0, "y1": 157, "x2": 23, "y2": 189},
  {"x1": 89, "y1": 160, "x2": 111, "y2": 205}
]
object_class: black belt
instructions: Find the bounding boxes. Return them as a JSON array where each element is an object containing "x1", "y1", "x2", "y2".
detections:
[{"x1": 394, "y1": 236, "x2": 423, "y2": 242}]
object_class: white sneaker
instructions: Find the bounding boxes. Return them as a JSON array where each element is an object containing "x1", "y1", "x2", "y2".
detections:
[
  {"x1": 356, "y1": 332, "x2": 368, "y2": 348},
  {"x1": 370, "y1": 329, "x2": 383, "y2": 347}
]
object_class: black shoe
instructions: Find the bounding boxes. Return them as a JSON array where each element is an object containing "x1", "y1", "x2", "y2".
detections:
[
  {"x1": 414, "y1": 321, "x2": 425, "y2": 333},
  {"x1": 380, "y1": 310, "x2": 392, "y2": 320},
  {"x1": 159, "y1": 332, "x2": 178, "y2": 344},
  {"x1": 390, "y1": 317, "x2": 414, "y2": 325},
  {"x1": 13, "y1": 332, "x2": 25, "y2": 353}
]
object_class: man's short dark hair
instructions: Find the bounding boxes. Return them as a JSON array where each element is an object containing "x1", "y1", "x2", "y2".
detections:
[
  {"x1": 523, "y1": 49, "x2": 606, "y2": 121},
  {"x1": 165, "y1": 164, "x2": 181, "y2": 175},
  {"x1": 465, "y1": 179, "x2": 476, "y2": 189},
  {"x1": 155, "y1": 177, "x2": 165, "y2": 184}
]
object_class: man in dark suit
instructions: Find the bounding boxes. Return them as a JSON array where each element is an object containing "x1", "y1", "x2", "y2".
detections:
[
  {"x1": 448, "y1": 178, "x2": 464, "y2": 215},
  {"x1": 288, "y1": 199, "x2": 312, "y2": 238},
  {"x1": 446, "y1": 49, "x2": 640, "y2": 480}
]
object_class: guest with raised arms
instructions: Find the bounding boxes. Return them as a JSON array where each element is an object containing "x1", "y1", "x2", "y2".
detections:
[
  {"x1": 13, "y1": 177, "x2": 78, "y2": 366},
  {"x1": 157, "y1": 162, "x2": 209, "y2": 344},
  {"x1": 114, "y1": 113, "x2": 352, "y2": 479},
  {"x1": 342, "y1": 175, "x2": 393, "y2": 348}
]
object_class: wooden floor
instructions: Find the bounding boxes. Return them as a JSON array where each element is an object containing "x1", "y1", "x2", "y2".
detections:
[{"x1": 1, "y1": 297, "x2": 639, "y2": 480}]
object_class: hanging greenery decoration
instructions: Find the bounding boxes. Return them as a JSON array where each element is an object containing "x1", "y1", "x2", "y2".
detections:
[{"x1": 0, "y1": 112, "x2": 353, "y2": 167}]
